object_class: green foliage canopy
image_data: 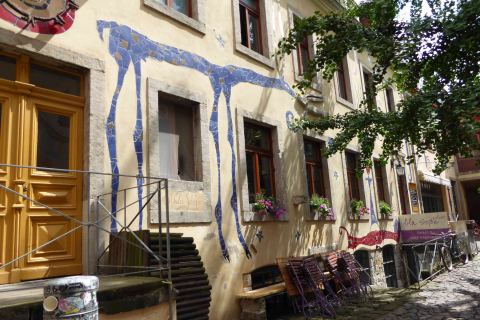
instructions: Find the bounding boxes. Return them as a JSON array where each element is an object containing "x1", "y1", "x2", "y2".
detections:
[{"x1": 277, "y1": 0, "x2": 480, "y2": 173}]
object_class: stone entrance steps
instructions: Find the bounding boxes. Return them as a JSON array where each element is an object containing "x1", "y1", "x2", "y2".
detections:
[{"x1": 149, "y1": 233, "x2": 211, "y2": 320}]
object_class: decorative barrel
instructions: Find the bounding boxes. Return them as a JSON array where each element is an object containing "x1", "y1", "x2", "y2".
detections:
[{"x1": 43, "y1": 276, "x2": 99, "y2": 320}]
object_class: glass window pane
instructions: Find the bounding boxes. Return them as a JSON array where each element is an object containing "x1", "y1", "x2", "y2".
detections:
[
  {"x1": 158, "y1": 99, "x2": 198, "y2": 181},
  {"x1": 300, "y1": 46, "x2": 309, "y2": 74},
  {"x1": 246, "y1": 152, "x2": 256, "y2": 202},
  {"x1": 37, "y1": 111, "x2": 70, "y2": 170},
  {"x1": 173, "y1": 0, "x2": 189, "y2": 15},
  {"x1": 313, "y1": 166, "x2": 325, "y2": 197},
  {"x1": 30, "y1": 64, "x2": 81, "y2": 96},
  {"x1": 248, "y1": 14, "x2": 261, "y2": 53},
  {"x1": 259, "y1": 156, "x2": 273, "y2": 197},
  {"x1": 304, "y1": 140, "x2": 321, "y2": 162},
  {"x1": 306, "y1": 165, "x2": 313, "y2": 196},
  {"x1": 241, "y1": 0, "x2": 258, "y2": 11},
  {"x1": 0, "y1": 55, "x2": 16, "y2": 81},
  {"x1": 245, "y1": 123, "x2": 270, "y2": 150}
]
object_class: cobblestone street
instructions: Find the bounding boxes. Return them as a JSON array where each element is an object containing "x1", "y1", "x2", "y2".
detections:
[{"x1": 285, "y1": 257, "x2": 480, "y2": 320}]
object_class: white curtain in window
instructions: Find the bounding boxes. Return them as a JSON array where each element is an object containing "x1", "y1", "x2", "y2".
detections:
[{"x1": 159, "y1": 103, "x2": 180, "y2": 180}]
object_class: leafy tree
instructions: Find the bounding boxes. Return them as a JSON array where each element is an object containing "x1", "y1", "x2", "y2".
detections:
[{"x1": 277, "y1": 0, "x2": 480, "y2": 173}]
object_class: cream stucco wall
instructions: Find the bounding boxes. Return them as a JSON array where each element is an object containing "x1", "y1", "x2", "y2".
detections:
[{"x1": 0, "y1": 0, "x2": 411, "y2": 318}]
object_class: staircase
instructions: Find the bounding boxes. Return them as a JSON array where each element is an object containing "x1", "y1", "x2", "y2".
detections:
[{"x1": 150, "y1": 233, "x2": 211, "y2": 320}]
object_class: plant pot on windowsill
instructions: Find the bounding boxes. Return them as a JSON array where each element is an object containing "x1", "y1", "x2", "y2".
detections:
[
  {"x1": 309, "y1": 194, "x2": 334, "y2": 221},
  {"x1": 350, "y1": 200, "x2": 370, "y2": 221},
  {"x1": 379, "y1": 201, "x2": 392, "y2": 220},
  {"x1": 250, "y1": 193, "x2": 287, "y2": 222}
]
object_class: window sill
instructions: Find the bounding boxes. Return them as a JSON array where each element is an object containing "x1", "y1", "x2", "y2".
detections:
[
  {"x1": 306, "y1": 209, "x2": 335, "y2": 222},
  {"x1": 336, "y1": 96, "x2": 355, "y2": 110},
  {"x1": 378, "y1": 216, "x2": 394, "y2": 221},
  {"x1": 294, "y1": 74, "x2": 322, "y2": 93},
  {"x1": 235, "y1": 43, "x2": 275, "y2": 69},
  {"x1": 242, "y1": 210, "x2": 288, "y2": 222},
  {"x1": 348, "y1": 215, "x2": 370, "y2": 221},
  {"x1": 144, "y1": 0, "x2": 206, "y2": 35}
]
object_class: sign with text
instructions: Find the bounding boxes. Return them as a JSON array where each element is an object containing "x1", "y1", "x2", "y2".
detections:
[
  {"x1": 399, "y1": 212, "x2": 449, "y2": 243},
  {"x1": 409, "y1": 183, "x2": 420, "y2": 213}
]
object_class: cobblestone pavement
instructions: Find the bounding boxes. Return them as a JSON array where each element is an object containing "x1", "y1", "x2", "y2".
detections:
[{"x1": 284, "y1": 257, "x2": 480, "y2": 320}]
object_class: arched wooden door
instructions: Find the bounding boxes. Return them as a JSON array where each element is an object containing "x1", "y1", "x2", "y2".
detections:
[{"x1": 0, "y1": 54, "x2": 84, "y2": 284}]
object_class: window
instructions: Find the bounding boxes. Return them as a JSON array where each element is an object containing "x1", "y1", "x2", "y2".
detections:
[
  {"x1": 353, "y1": 250, "x2": 372, "y2": 285},
  {"x1": 421, "y1": 182, "x2": 445, "y2": 213},
  {"x1": 293, "y1": 15, "x2": 311, "y2": 76},
  {"x1": 346, "y1": 152, "x2": 361, "y2": 201},
  {"x1": 244, "y1": 122, "x2": 275, "y2": 202},
  {"x1": 37, "y1": 111, "x2": 71, "y2": 170},
  {"x1": 239, "y1": 0, "x2": 262, "y2": 54},
  {"x1": 362, "y1": 69, "x2": 376, "y2": 107},
  {"x1": 304, "y1": 139, "x2": 326, "y2": 197},
  {"x1": 374, "y1": 160, "x2": 387, "y2": 203},
  {"x1": 337, "y1": 57, "x2": 352, "y2": 103},
  {"x1": 30, "y1": 63, "x2": 81, "y2": 96},
  {"x1": 0, "y1": 55, "x2": 16, "y2": 81},
  {"x1": 158, "y1": 94, "x2": 200, "y2": 181},
  {"x1": 160, "y1": 0, "x2": 191, "y2": 16},
  {"x1": 386, "y1": 87, "x2": 395, "y2": 112}
]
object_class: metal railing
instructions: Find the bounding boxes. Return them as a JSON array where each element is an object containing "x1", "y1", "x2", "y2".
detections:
[{"x1": 0, "y1": 163, "x2": 173, "y2": 318}]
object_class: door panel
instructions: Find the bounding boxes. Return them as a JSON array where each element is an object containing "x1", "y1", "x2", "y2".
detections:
[
  {"x1": 0, "y1": 85, "x2": 83, "y2": 284},
  {"x1": 0, "y1": 93, "x2": 15, "y2": 283},
  {"x1": 17, "y1": 96, "x2": 83, "y2": 281}
]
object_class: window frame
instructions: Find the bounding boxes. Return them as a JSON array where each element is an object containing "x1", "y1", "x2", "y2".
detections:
[
  {"x1": 373, "y1": 160, "x2": 391, "y2": 215},
  {"x1": 144, "y1": 0, "x2": 206, "y2": 34},
  {"x1": 303, "y1": 138, "x2": 326, "y2": 198},
  {"x1": 147, "y1": 77, "x2": 212, "y2": 224},
  {"x1": 385, "y1": 87, "x2": 395, "y2": 112},
  {"x1": 361, "y1": 66, "x2": 377, "y2": 108},
  {"x1": 335, "y1": 56, "x2": 354, "y2": 107},
  {"x1": 237, "y1": 108, "x2": 287, "y2": 222},
  {"x1": 162, "y1": 0, "x2": 192, "y2": 17},
  {"x1": 239, "y1": 0, "x2": 263, "y2": 55},
  {"x1": 244, "y1": 121, "x2": 276, "y2": 201},
  {"x1": 345, "y1": 151, "x2": 362, "y2": 201},
  {"x1": 232, "y1": 0, "x2": 275, "y2": 68}
]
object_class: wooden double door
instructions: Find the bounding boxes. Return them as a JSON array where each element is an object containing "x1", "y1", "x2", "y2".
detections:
[{"x1": 0, "y1": 55, "x2": 83, "y2": 284}]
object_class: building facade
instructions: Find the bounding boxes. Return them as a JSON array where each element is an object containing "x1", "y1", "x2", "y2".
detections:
[{"x1": 0, "y1": 0, "x2": 470, "y2": 319}]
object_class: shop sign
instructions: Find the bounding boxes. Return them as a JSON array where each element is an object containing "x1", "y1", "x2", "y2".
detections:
[
  {"x1": 399, "y1": 212, "x2": 449, "y2": 243},
  {"x1": 408, "y1": 183, "x2": 419, "y2": 213}
]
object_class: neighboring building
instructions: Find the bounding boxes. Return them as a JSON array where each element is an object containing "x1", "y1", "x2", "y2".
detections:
[{"x1": 0, "y1": 0, "x2": 468, "y2": 319}]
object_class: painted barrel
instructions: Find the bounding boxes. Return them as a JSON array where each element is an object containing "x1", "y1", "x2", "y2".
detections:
[{"x1": 43, "y1": 276, "x2": 99, "y2": 320}]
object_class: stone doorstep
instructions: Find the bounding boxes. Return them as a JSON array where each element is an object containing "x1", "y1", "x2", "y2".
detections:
[{"x1": 0, "y1": 276, "x2": 170, "y2": 320}]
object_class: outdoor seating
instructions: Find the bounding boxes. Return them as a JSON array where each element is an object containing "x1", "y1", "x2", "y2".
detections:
[
  {"x1": 324, "y1": 251, "x2": 363, "y2": 298},
  {"x1": 338, "y1": 251, "x2": 372, "y2": 298},
  {"x1": 287, "y1": 257, "x2": 336, "y2": 318},
  {"x1": 302, "y1": 256, "x2": 342, "y2": 307}
]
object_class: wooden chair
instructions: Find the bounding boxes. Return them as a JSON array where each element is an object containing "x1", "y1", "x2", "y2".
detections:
[
  {"x1": 276, "y1": 257, "x2": 301, "y2": 313},
  {"x1": 323, "y1": 251, "x2": 361, "y2": 298}
]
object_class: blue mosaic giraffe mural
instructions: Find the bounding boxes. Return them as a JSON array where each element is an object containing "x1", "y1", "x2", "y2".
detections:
[{"x1": 97, "y1": 20, "x2": 295, "y2": 260}]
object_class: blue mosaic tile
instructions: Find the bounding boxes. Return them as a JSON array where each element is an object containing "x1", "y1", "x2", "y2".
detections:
[{"x1": 97, "y1": 20, "x2": 294, "y2": 260}]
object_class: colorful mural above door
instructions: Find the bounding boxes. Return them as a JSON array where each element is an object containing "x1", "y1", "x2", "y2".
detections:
[
  {"x1": 0, "y1": 0, "x2": 78, "y2": 34},
  {"x1": 97, "y1": 20, "x2": 295, "y2": 261},
  {"x1": 339, "y1": 227, "x2": 399, "y2": 250}
]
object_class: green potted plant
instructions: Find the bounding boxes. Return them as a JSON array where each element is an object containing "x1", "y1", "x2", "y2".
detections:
[
  {"x1": 309, "y1": 194, "x2": 333, "y2": 220},
  {"x1": 379, "y1": 201, "x2": 392, "y2": 219},
  {"x1": 350, "y1": 199, "x2": 369, "y2": 219},
  {"x1": 252, "y1": 193, "x2": 286, "y2": 219}
]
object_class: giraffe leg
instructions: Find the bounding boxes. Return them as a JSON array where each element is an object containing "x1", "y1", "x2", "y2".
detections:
[
  {"x1": 223, "y1": 86, "x2": 251, "y2": 258},
  {"x1": 132, "y1": 61, "x2": 145, "y2": 230},
  {"x1": 209, "y1": 85, "x2": 229, "y2": 261},
  {"x1": 106, "y1": 51, "x2": 130, "y2": 233}
]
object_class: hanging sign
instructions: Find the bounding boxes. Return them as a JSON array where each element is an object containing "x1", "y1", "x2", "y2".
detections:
[
  {"x1": 399, "y1": 212, "x2": 449, "y2": 243},
  {"x1": 408, "y1": 183, "x2": 419, "y2": 213}
]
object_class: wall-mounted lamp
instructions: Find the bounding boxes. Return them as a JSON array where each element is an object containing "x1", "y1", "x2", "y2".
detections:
[{"x1": 396, "y1": 164, "x2": 406, "y2": 176}]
